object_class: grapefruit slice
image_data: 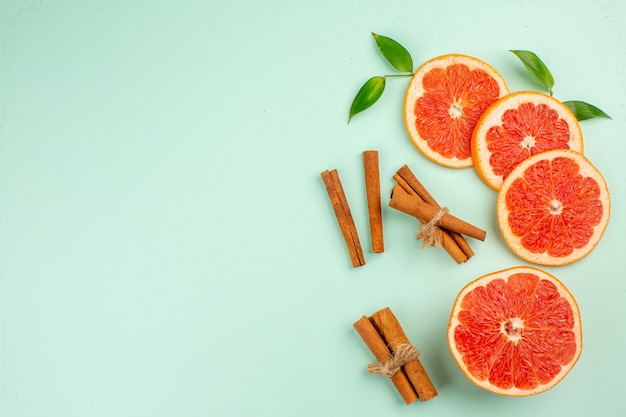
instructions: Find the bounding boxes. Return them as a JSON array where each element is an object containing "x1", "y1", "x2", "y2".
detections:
[
  {"x1": 448, "y1": 266, "x2": 582, "y2": 396},
  {"x1": 404, "y1": 54, "x2": 508, "y2": 168},
  {"x1": 472, "y1": 91, "x2": 584, "y2": 191},
  {"x1": 497, "y1": 149, "x2": 610, "y2": 266}
]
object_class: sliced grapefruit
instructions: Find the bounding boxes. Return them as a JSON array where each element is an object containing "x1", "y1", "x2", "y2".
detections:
[
  {"x1": 448, "y1": 266, "x2": 582, "y2": 396},
  {"x1": 472, "y1": 91, "x2": 584, "y2": 191},
  {"x1": 404, "y1": 54, "x2": 509, "y2": 168},
  {"x1": 497, "y1": 149, "x2": 610, "y2": 266}
]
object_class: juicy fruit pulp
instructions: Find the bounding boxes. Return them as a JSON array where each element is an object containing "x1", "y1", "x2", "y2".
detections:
[
  {"x1": 448, "y1": 267, "x2": 582, "y2": 396},
  {"x1": 472, "y1": 92, "x2": 583, "y2": 191},
  {"x1": 415, "y1": 65, "x2": 500, "y2": 160},
  {"x1": 497, "y1": 149, "x2": 610, "y2": 266},
  {"x1": 488, "y1": 103, "x2": 570, "y2": 176},
  {"x1": 404, "y1": 55, "x2": 508, "y2": 168},
  {"x1": 506, "y1": 159, "x2": 600, "y2": 255}
]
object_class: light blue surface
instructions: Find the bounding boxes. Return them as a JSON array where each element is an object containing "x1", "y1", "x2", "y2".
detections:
[{"x1": 0, "y1": 1, "x2": 625, "y2": 416}]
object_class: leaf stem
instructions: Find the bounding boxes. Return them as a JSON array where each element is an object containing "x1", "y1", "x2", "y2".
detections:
[{"x1": 383, "y1": 73, "x2": 414, "y2": 78}]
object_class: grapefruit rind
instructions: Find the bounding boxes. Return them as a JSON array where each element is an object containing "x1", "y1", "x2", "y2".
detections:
[
  {"x1": 404, "y1": 54, "x2": 509, "y2": 168},
  {"x1": 472, "y1": 91, "x2": 584, "y2": 191},
  {"x1": 447, "y1": 266, "x2": 582, "y2": 396},
  {"x1": 497, "y1": 149, "x2": 610, "y2": 266}
]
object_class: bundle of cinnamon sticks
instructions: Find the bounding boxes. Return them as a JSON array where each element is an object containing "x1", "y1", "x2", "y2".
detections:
[
  {"x1": 389, "y1": 164, "x2": 485, "y2": 263},
  {"x1": 354, "y1": 307, "x2": 437, "y2": 404}
]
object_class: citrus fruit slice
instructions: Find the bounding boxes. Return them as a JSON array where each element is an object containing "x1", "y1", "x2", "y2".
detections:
[
  {"x1": 448, "y1": 266, "x2": 582, "y2": 396},
  {"x1": 497, "y1": 149, "x2": 610, "y2": 266},
  {"x1": 404, "y1": 54, "x2": 508, "y2": 168},
  {"x1": 472, "y1": 91, "x2": 584, "y2": 191}
]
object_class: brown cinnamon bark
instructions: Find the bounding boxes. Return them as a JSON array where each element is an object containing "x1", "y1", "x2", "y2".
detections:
[
  {"x1": 353, "y1": 316, "x2": 418, "y2": 404},
  {"x1": 363, "y1": 150, "x2": 384, "y2": 253},
  {"x1": 395, "y1": 165, "x2": 437, "y2": 203},
  {"x1": 394, "y1": 165, "x2": 478, "y2": 259},
  {"x1": 389, "y1": 184, "x2": 467, "y2": 263},
  {"x1": 321, "y1": 169, "x2": 365, "y2": 267},
  {"x1": 370, "y1": 308, "x2": 438, "y2": 402},
  {"x1": 399, "y1": 196, "x2": 486, "y2": 241}
]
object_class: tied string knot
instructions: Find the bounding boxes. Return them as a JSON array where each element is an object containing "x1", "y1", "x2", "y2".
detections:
[
  {"x1": 366, "y1": 343, "x2": 420, "y2": 378},
  {"x1": 416, "y1": 207, "x2": 449, "y2": 248}
]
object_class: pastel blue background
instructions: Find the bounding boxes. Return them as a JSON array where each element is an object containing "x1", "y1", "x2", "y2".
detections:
[{"x1": 1, "y1": 1, "x2": 624, "y2": 416}]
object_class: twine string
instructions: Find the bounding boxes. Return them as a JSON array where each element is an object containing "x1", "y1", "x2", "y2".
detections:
[
  {"x1": 366, "y1": 343, "x2": 420, "y2": 378},
  {"x1": 416, "y1": 207, "x2": 449, "y2": 248}
]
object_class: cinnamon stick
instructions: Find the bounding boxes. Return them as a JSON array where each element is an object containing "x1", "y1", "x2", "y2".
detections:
[
  {"x1": 321, "y1": 169, "x2": 366, "y2": 267},
  {"x1": 353, "y1": 316, "x2": 418, "y2": 404},
  {"x1": 395, "y1": 165, "x2": 437, "y2": 203},
  {"x1": 362, "y1": 150, "x2": 384, "y2": 253},
  {"x1": 389, "y1": 184, "x2": 467, "y2": 263},
  {"x1": 398, "y1": 196, "x2": 486, "y2": 241},
  {"x1": 394, "y1": 165, "x2": 477, "y2": 259},
  {"x1": 369, "y1": 307, "x2": 438, "y2": 402},
  {"x1": 449, "y1": 232, "x2": 474, "y2": 259}
]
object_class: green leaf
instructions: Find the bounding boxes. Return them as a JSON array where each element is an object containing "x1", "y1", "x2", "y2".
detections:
[
  {"x1": 348, "y1": 76, "x2": 386, "y2": 122},
  {"x1": 563, "y1": 100, "x2": 612, "y2": 121},
  {"x1": 510, "y1": 50, "x2": 555, "y2": 94},
  {"x1": 372, "y1": 33, "x2": 413, "y2": 73}
]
